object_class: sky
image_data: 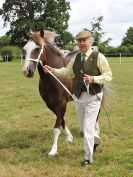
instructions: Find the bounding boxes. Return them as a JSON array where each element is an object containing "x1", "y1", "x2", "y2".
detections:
[{"x1": 0, "y1": 0, "x2": 133, "y2": 47}]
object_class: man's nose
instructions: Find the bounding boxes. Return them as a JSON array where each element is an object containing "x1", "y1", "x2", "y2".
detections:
[{"x1": 80, "y1": 40, "x2": 85, "y2": 44}]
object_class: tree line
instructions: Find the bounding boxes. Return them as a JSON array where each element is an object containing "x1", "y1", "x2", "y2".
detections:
[{"x1": 0, "y1": 0, "x2": 133, "y2": 58}]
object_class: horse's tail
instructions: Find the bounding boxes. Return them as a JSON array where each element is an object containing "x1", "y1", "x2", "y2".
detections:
[{"x1": 102, "y1": 84, "x2": 115, "y2": 109}]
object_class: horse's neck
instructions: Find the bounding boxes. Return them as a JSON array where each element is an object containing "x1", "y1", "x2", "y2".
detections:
[
  {"x1": 45, "y1": 47, "x2": 65, "y2": 68},
  {"x1": 37, "y1": 63, "x2": 46, "y2": 79},
  {"x1": 64, "y1": 49, "x2": 80, "y2": 66}
]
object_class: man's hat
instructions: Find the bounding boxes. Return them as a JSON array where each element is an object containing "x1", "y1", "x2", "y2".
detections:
[{"x1": 76, "y1": 30, "x2": 92, "y2": 40}]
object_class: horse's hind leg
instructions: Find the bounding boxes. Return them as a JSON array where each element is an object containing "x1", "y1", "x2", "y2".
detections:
[{"x1": 61, "y1": 119, "x2": 73, "y2": 142}]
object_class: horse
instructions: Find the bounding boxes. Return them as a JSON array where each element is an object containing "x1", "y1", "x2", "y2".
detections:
[{"x1": 22, "y1": 30, "x2": 79, "y2": 156}]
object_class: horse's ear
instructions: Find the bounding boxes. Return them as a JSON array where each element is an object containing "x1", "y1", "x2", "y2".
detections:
[
  {"x1": 23, "y1": 30, "x2": 31, "y2": 40},
  {"x1": 40, "y1": 30, "x2": 44, "y2": 38}
]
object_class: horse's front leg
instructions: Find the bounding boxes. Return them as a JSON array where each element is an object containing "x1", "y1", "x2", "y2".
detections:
[
  {"x1": 48, "y1": 102, "x2": 73, "y2": 156},
  {"x1": 48, "y1": 127, "x2": 61, "y2": 156}
]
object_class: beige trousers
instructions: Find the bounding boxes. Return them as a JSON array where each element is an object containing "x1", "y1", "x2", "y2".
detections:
[{"x1": 74, "y1": 91, "x2": 103, "y2": 163}]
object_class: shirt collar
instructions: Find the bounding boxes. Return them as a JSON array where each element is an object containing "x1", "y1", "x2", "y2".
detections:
[{"x1": 83, "y1": 48, "x2": 93, "y2": 57}]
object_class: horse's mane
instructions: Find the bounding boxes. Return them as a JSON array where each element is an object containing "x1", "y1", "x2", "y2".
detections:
[
  {"x1": 44, "y1": 30, "x2": 59, "y2": 43},
  {"x1": 31, "y1": 30, "x2": 63, "y2": 57}
]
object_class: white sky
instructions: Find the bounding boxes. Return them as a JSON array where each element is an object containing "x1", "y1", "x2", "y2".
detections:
[{"x1": 0, "y1": 0, "x2": 133, "y2": 47}]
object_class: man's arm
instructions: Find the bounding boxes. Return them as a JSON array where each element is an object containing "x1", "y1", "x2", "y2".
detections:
[
  {"x1": 83, "y1": 53, "x2": 112, "y2": 85},
  {"x1": 43, "y1": 56, "x2": 76, "y2": 78},
  {"x1": 93, "y1": 53, "x2": 112, "y2": 84}
]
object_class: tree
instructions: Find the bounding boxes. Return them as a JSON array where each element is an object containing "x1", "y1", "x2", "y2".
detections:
[
  {"x1": 121, "y1": 27, "x2": 133, "y2": 46},
  {"x1": 1, "y1": 45, "x2": 23, "y2": 61},
  {"x1": 117, "y1": 46, "x2": 130, "y2": 54},
  {"x1": 0, "y1": 0, "x2": 74, "y2": 48},
  {"x1": 89, "y1": 15, "x2": 112, "y2": 47},
  {"x1": 0, "y1": 35, "x2": 11, "y2": 49},
  {"x1": 128, "y1": 45, "x2": 133, "y2": 53}
]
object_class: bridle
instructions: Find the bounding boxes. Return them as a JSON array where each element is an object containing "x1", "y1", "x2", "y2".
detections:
[{"x1": 28, "y1": 44, "x2": 45, "y2": 67}]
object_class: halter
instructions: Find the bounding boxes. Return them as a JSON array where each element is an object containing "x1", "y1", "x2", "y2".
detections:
[{"x1": 29, "y1": 45, "x2": 44, "y2": 67}]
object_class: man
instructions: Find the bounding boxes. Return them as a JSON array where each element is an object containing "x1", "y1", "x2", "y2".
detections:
[{"x1": 43, "y1": 30, "x2": 112, "y2": 166}]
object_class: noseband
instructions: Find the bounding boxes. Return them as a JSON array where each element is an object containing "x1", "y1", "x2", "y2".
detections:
[{"x1": 29, "y1": 45, "x2": 45, "y2": 67}]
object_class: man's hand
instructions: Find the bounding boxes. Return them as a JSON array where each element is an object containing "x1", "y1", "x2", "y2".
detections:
[
  {"x1": 83, "y1": 74, "x2": 94, "y2": 84},
  {"x1": 43, "y1": 65, "x2": 55, "y2": 73}
]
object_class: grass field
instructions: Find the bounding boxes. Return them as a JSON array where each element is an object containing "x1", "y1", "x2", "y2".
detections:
[{"x1": 0, "y1": 57, "x2": 132, "y2": 177}]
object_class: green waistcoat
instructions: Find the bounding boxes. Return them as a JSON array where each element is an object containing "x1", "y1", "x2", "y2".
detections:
[{"x1": 72, "y1": 51, "x2": 103, "y2": 98}]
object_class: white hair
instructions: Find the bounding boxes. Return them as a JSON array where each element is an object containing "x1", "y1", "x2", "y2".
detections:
[{"x1": 89, "y1": 35, "x2": 94, "y2": 44}]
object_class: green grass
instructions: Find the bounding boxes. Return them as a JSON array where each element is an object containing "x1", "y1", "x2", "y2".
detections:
[{"x1": 0, "y1": 58, "x2": 133, "y2": 177}]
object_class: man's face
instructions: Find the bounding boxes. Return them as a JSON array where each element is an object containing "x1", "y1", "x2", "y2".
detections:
[{"x1": 76, "y1": 37, "x2": 92, "y2": 53}]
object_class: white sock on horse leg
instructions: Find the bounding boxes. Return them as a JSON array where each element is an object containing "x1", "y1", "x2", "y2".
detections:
[
  {"x1": 48, "y1": 128, "x2": 61, "y2": 156},
  {"x1": 52, "y1": 128, "x2": 61, "y2": 149},
  {"x1": 64, "y1": 125, "x2": 73, "y2": 142}
]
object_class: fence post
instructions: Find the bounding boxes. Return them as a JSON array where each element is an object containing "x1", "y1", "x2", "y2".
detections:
[
  {"x1": 120, "y1": 53, "x2": 122, "y2": 65},
  {"x1": 6, "y1": 54, "x2": 9, "y2": 62}
]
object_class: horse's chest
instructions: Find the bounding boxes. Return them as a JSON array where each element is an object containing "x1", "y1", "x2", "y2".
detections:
[{"x1": 39, "y1": 79, "x2": 61, "y2": 102}]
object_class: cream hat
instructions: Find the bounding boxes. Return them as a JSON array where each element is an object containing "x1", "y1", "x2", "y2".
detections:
[{"x1": 76, "y1": 30, "x2": 92, "y2": 40}]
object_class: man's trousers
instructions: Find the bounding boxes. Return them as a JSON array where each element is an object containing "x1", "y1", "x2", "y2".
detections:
[{"x1": 74, "y1": 91, "x2": 103, "y2": 163}]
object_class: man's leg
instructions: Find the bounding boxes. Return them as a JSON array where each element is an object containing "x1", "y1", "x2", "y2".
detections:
[
  {"x1": 83, "y1": 92, "x2": 103, "y2": 163},
  {"x1": 74, "y1": 97, "x2": 84, "y2": 134}
]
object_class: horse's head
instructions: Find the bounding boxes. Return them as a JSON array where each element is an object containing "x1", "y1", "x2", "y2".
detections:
[
  {"x1": 22, "y1": 30, "x2": 59, "y2": 78},
  {"x1": 22, "y1": 30, "x2": 45, "y2": 78}
]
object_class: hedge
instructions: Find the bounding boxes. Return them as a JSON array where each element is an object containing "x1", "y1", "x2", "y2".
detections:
[{"x1": 0, "y1": 45, "x2": 23, "y2": 61}]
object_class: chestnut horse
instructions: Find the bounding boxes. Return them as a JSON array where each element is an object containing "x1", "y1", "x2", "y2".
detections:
[{"x1": 22, "y1": 30, "x2": 79, "y2": 156}]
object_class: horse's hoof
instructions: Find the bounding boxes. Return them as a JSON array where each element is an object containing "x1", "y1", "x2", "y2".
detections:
[
  {"x1": 48, "y1": 149, "x2": 58, "y2": 156},
  {"x1": 66, "y1": 134, "x2": 73, "y2": 142}
]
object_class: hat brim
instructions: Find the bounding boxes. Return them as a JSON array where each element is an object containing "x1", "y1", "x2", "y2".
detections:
[{"x1": 76, "y1": 35, "x2": 90, "y2": 40}]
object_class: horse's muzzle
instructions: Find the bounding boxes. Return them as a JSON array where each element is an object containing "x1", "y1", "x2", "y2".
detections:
[
  {"x1": 27, "y1": 68, "x2": 34, "y2": 78},
  {"x1": 22, "y1": 67, "x2": 34, "y2": 78}
]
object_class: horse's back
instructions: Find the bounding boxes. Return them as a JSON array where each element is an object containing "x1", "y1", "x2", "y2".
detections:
[{"x1": 64, "y1": 49, "x2": 80, "y2": 65}]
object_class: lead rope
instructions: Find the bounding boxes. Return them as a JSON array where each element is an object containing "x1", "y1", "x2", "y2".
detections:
[
  {"x1": 34, "y1": 45, "x2": 112, "y2": 131},
  {"x1": 89, "y1": 84, "x2": 112, "y2": 131},
  {"x1": 47, "y1": 71, "x2": 74, "y2": 98},
  {"x1": 46, "y1": 70, "x2": 82, "y2": 103},
  {"x1": 80, "y1": 70, "x2": 112, "y2": 132},
  {"x1": 48, "y1": 69, "x2": 112, "y2": 132}
]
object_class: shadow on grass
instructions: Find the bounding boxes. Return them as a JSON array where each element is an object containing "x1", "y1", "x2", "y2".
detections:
[
  {"x1": 0, "y1": 128, "x2": 53, "y2": 148},
  {"x1": 0, "y1": 127, "x2": 82, "y2": 165}
]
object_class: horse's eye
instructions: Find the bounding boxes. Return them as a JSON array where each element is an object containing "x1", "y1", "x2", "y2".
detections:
[{"x1": 34, "y1": 48, "x2": 40, "y2": 53}]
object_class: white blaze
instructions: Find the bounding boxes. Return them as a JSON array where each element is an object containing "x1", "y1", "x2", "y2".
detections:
[{"x1": 23, "y1": 41, "x2": 39, "y2": 70}]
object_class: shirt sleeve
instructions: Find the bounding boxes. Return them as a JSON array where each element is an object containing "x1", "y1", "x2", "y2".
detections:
[
  {"x1": 93, "y1": 53, "x2": 113, "y2": 84},
  {"x1": 53, "y1": 56, "x2": 75, "y2": 78}
]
